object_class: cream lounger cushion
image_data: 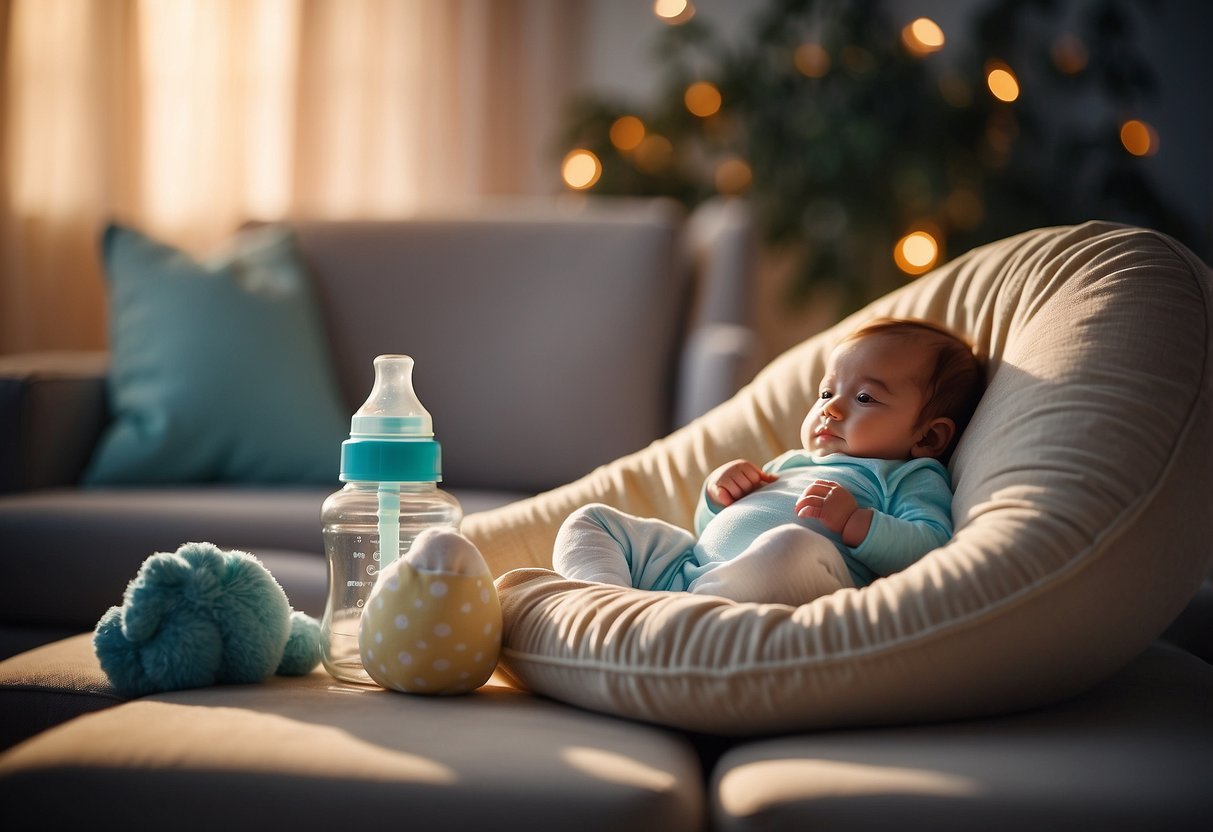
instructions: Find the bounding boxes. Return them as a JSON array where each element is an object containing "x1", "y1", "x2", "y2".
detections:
[{"x1": 463, "y1": 222, "x2": 1212, "y2": 735}]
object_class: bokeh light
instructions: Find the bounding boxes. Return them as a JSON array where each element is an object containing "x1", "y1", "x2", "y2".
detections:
[
  {"x1": 1120, "y1": 119, "x2": 1159, "y2": 157},
  {"x1": 632, "y1": 134, "x2": 673, "y2": 173},
  {"x1": 938, "y1": 72, "x2": 972, "y2": 108},
  {"x1": 561, "y1": 149, "x2": 601, "y2": 190},
  {"x1": 944, "y1": 187, "x2": 985, "y2": 231},
  {"x1": 984, "y1": 111, "x2": 1019, "y2": 163},
  {"x1": 609, "y1": 115, "x2": 646, "y2": 152},
  {"x1": 794, "y1": 42, "x2": 830, "y2": 78},
  {"x1": 1051, "y1": 35, "x2": 1088, "y2": 75},
  {"x1": 893, "y1": 230, "x2": 940, "y2": 275},
  {"x1": 684, "y1": 81, "x2": 722, "y2": 117},
  {"x1": 985, "y1": 61, "x2": 1020, "y2": 102},
  {"x1": 714, "y1": 157, "x2": 752, "y2": 194},
  {"x1": 842, "y1": 46, "x2": 875, "y2": 74},
  {"x1": 901, "y1": 18, "x2": 945, "y2": 57},
  {"x1": 653, "y1": 0, "x2": 694, "y2": 25}
]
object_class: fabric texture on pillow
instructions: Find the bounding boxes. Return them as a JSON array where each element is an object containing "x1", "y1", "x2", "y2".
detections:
[
  {"x1": 84, "y1": 224, "x2": 346, "y2": 485},
  {"x1": 469, "y1": 222, "x2": 1213, "y2": 735}
]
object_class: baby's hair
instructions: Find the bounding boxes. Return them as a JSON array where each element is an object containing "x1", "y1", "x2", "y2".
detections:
[{"x1": 841, "y1": 317, "x2": 985, "y2": 449}]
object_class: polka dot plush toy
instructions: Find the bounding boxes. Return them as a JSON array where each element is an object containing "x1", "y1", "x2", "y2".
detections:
[{"x1": 359, "y1": 529, "x2": 502, "y2": 695}]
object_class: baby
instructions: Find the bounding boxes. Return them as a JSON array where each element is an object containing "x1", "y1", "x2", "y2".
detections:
[{"x1": 553, "y1": 318, "x2": 984, "y2": 605}]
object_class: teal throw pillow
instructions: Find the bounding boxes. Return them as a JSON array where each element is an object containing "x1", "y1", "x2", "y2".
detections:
[{"x1": 84, "y1": 223, "x2": 347, "y2": 485}]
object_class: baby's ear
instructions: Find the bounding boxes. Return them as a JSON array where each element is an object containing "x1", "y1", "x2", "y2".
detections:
[{"x1": 911, "y1": 417, "x2": 956, "y2": 459}]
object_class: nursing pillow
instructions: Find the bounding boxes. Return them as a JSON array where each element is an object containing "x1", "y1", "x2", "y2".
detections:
[{"x1": 463, "y1": 222, "x2": 1213, "y2": 735}]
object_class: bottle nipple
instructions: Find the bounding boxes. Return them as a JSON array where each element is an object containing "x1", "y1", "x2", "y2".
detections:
[
  {"x1": 340, "y1": 354, "x2": 441, "y2": 484},
  {"x1": 350, "y1": 355, "x2": 433, "y2": 439}
]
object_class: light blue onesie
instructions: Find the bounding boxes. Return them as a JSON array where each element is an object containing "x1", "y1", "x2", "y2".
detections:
[
  {"x1": 692, "y1": 451, "x2": 953, "y2": 587},
  {"x1": 553, "y1": 452, "x2": 953, "y2": 596}
]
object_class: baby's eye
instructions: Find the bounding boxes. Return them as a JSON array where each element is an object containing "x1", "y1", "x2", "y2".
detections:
[
  {"x1": 856, "y1": 392, "x2": 876, "y2": 403},
  {"x1": 819, "y1": 390, "x2": 833, "y2": 400}
]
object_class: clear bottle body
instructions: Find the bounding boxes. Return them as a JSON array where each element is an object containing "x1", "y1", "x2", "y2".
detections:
[{"x1": 320, "y1": 481, "x2": 462, "y2": 685}]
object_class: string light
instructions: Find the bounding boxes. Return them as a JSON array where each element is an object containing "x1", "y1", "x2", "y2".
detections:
[
  {"x1": 609, "y1": 116, "x2": 646, "y2": 152},
  {"x1": 985, "y1": 60, "x2": 1020, "y2": 102},
  {"x1": 561, "y1": 149, "x2": 601, "y2": 190},
  {"x1": 684, "y1": 81, "x2": 722, "y2": 117},
  {"x1": 893, "y1": 229, "x2": 940, "y2": 275},
  {"x1": 901, "y1": 18, "x2": 944, "y2": 57},
  {"x1": 1120, "y1": 119, "x2": 1159, "y2": 157}
]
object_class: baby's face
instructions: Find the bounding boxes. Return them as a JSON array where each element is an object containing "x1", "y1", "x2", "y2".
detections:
[{"x1": 801, "y1": 334, "x2": 933, "y2": 460}]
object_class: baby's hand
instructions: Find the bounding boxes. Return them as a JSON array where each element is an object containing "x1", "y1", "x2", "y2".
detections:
[
  {"x1": 707, "y1": 459, "x2": 778, "y2": 508},
  {"x1": 795, "y1": 479, "x2": 859, "y2": 535}
]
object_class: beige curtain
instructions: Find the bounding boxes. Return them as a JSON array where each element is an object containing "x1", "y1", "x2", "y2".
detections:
[{"x1": 0, "y1": 0, "x2": 584, "y2": 354}]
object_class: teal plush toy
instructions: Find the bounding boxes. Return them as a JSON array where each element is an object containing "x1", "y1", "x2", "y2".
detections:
[{"x1": 94, "y1": 542, "x2": 321, "y2": 697}]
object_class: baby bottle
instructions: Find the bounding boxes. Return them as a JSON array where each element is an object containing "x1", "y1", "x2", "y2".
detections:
[{"x1": 320, "y1": 355, "x2": 462, "y2": 685}]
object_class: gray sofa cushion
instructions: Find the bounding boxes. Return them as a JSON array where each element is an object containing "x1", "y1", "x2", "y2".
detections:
[
  {"x1": 0, "y1": 485, "x2": 531, "y2": 654},
  {"x1": 295, "y1": 204, "x2": 686, "y2": 493},
  {"x1": 0, "y1": 645, "x2": 707, "y2": 832},
  {"x1": 0, "y1": 352, "x2": 109, "y2": 492},
  {"x1": 709, "y1": 642, "x2": 1213, "y2": 831},
  {"x1": 0, "y1": 634, "x2": 123, "y2": 749},
  {"x1": 3, "y1": 633, "x2": 1206, "y2": 829},
  {"x1": 0, "y1": 488, "x2": 331, "y2": 635}
]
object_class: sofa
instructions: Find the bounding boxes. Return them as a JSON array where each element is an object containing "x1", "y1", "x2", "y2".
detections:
[
  {"x1": 0, "y1": 197, "x2": 757, "y2": 660},
  {"x1": 1, "y1": 217, "x2": 1210, "y2": 831}
]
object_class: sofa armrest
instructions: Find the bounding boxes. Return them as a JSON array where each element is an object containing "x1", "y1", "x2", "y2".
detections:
[
  {"x1": 0, "y1": 352, "x2": 109, "y2": 492},
  {"x1": 682, "y1": 198, "x2": 755, "y2": 326},
  {"x1": 674, "y1": 323, "x2": 759, "y2": 427},
  {"x1": 673, "y1": 198, "x2": 760, "y2": 426}
]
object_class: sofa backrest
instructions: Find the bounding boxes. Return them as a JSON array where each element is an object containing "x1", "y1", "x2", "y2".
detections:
[{"x1": 289, "y1": 200, "x2": 688, "y2": 493}]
